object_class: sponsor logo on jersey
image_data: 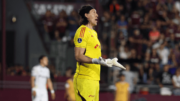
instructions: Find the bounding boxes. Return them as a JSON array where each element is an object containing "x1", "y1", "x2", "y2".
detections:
[
  {"x1": 77, "y1": 38, "x2": 82, "y2": 43},
  {"x1": 79, "y1": 27, "x2": 86, "y2": 38},
  {"x1": 94, "y1": 44, "x2": 101, "y2": 49},
  {"x1": 89, "y1": 95, "x2": 95, "y2": 97}
]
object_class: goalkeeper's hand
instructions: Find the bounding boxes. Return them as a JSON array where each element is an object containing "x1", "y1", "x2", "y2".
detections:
[
  {"x1": 92, "y1": 57, "x2": 113, "y2": 67},
  {"x1": 106, "y1": 58, "x2": 126, "y2": 70}
]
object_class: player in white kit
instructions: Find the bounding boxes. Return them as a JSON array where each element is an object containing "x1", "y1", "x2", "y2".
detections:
[{"x1": 31, "y1": 55, "x2": 55, "y2": 101}]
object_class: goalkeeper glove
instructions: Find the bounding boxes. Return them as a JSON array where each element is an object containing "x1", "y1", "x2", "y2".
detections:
[
  {"x1": 92, "y1": 57, "x2": 113, "y2": 67},
  {"x1": 106, "y1": 58, "x2": 126, "y2": 70}
]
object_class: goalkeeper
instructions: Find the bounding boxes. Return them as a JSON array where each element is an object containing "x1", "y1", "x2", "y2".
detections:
[{"x1": 73, "y1": 5, "x2": 125, "y2": 101}]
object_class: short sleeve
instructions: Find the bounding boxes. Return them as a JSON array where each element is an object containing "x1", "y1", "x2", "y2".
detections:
[
  {"x1": 172, "y1": 76, "x2": 176, "y2": 81},
  {"x1": 114, "y1": 83, "x2": 118, "y2": 91},
  {"x1": 47, "y1": 69, "x2": 50, "y2": 78},
  {"x1": 127, "y1": 83, "x2": 130, "y2": 91},
  {"x1": 31, "y1": 67, "x2": 37, "y2": 77},
  {"x1": 65, "y1": 83, "x2": 69, "y2": 88},
  {"x1": 74, "y1": 27, "x2": 89, "y2": 48}
]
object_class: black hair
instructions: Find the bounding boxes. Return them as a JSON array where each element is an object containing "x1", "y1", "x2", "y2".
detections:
[
  {"x1": 66, "y1": 67, "x2": 73, "y2": 71},
  {"x1": 117, "y1": 74, "x2": 125, "y2": 78},
  {"x1": 38, "y1": 55, "x2": 47, "y2": 63},
  {"x1": 78, "y1": 5, "x2": 94, "y2": 25},
  {"x1": 71, "y1": 71, "x2": 75, "y2": 75}
]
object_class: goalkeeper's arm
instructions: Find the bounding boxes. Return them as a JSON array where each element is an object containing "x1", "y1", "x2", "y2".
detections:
[
  {"x1": 75, "y1": 47, "x2": 111, "y2": 67},
  {"x1": 75, "y1": 47, "x2": 93, "y2": 63}
]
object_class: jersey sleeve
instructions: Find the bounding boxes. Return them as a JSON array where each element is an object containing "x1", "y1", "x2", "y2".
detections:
[
  {"x1": 31, "y1": 66, "x2": 37, "y2": 77},
  {"x1": 127, "y1": 83, "x2": 130, "y2": 92},
  {"x1": 114, "y1": 83, "x2": 118, "y2": 91},
  {"x1": 47, "y1": 68, "x2": 50, "y2": 78},
  {"x1": 74, "y1": 27, "x2": 89, "y2": 48},
  {"x1": 65, "y1": 82, "x2": 70, "y2": 88}
]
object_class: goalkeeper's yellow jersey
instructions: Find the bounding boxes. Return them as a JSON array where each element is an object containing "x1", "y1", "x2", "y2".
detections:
[{"x1": 73, "y1": 25, "x2": 101, "y2": 81}]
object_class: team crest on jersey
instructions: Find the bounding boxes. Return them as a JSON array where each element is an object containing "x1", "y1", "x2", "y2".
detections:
[{"x1": 78, "y1": 38, "x2": 82, "y2": 43}]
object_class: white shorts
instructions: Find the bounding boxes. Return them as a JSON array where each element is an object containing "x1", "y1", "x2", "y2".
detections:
[{"x1": 32, "y1": 89, "x2": 48, "y2": 101}]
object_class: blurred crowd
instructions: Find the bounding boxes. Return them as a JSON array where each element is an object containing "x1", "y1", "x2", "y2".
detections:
[
  {"x1": 6, "y1": 64, "x2": 30, "y2": 76},
  {"x1": 4, "y1": 0, "x2": 180, "y2": 95},
  {"x1": 5, "y1": 63, "x2": 74, "y2": 82},
  {"x1": 99, "y1": 0, "x2": 180, "y2": 95},
  {"x1": 40, "y1": 9, "x2": 79, "y2": 42},
  {"x1": 39, "y1": 0, "x2": 180, "y2": 84}
]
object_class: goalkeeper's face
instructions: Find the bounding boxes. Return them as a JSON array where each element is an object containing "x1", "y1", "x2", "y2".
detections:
[{"x1": 86, "y1": 9, "x2": 98, "y2": 26}]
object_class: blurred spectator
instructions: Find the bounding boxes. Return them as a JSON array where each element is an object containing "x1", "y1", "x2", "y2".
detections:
[
  {"x1": 110, "y1": 14, "x2": 117, "y2": 27},
  {"x1": 138, "y1": 62, "x2": 150, "y2": 84},
  {"x1": 68, "y1": 10, "x2": 79, "y2": 37},
  {"x1": 54, "y1": 30, "x2": 61, "y2": 41},
  {"x1": 65, "y1": 67, "x2": 73, "y2": 78},
  {"x1": 168, "y1": 33, "x2": 175, "y2": 48},
  {"x1": 147, "y1": 8, "x2": 157, "y2": 21},
  {"x1": 109, "y1": 0, "x2": 121, "y2": 14},
  {"x1": 157, "y1": 10, "x2": 169, "y2": 30},
  {"x1": 147, "y1": 68, "x2": 155, "y2": 84},
  {"x1": 114, "y1": 74, "x2": 130, "y2": 101},
  {"x1": 102, "y1": 32, "x2": 109, "y2": 45},
  {"x1": 117, "y1": 15, "x2": 128, "y2": 38},
  {"x1": 6, "y1": 64, "x2": 28, "y2": 76},
  {"x1": 15, "y1": 64, "x2": 27, "y2": 76},
  {"x1": 64, "y1": 71, "x2": 75, "y2": 101},
  {"x1": 164, "y1": 28, "x2": 172, "y2": 41},
  {"x1": 119, "y1": 45, "x2": 131, "y2": 60},
  {"x1": 172, "y1": 13, "x2": 180, "y2": 25},
  {"x1": 138, "y1": 66, "x2": 145, "y2": 84},
  {"x1": 136, "y1": 1, "x2": 146, "y2": 16},
  {"x1": 109, "y1": 49, "x2": 118, "y2": 58},
  {"x1": 166, "y1": 0, "x2": 174, "y2": 12},
  {"x1": 157, "y1": 43, "x2": 169, "y2": 66},
  {"x1": 143, "y1": 62, "x2": 149, "y2": 75},
  {"x1": 168, "y1": 20, "x2": 177, "y2": 34},
  {"x1": 149, "y1": 49, "x2": 160, "y2": 64},
  {"x1": 48, "y1": 64, "x2": 58, "y2": 81},
  {"x1": 173, "y1": 44, "x2": 180, "y2": 66},
  {"x1": 129, "y1": 29, "x2": 143, "y2": 59},
  {"x1": 117, "y1": 31, "x2": 125, "y2": 46},
  {"x1": 149, "y1": 27, "x2": 160, "y2": 43},
  {"x1": 152, "y1": 34, "x2": 165, "y2": 49},
  {"x1": 144, "y1": 52, "x2": 150, "y2": 63},
  {"x1": 154, "y1": 63, "x2": 161, "y2": 81},
  {"x1": 140, "y1": 14, "x2": 152, "y2": 40},
  {"x1": 110, "y1": 30, "x2": 117, "y2": 50},
  {"x1": 156, "y1": 65, "x2": 172, "y2": 88},
  {"x1": 41, "y1": 10, "x2": 55, "y2": 40},
  {"x1": 172, "y1": 68, "x2": 180, "y2": 95},
  {"x1": 122, "y1": 64, "x2": 137, "y2": 93},
  {"x1": 100, "y1": 11, "x2": 111, "y2": 33},
  {"x1": 55, "y1": 10, "x2": 68, "y2": 39},
  {"x1": 168, "y1": 49, "x2": 177, "y2": 68},
  {"x1": 174, "y1": 1, "x2": 180, "y2": 12},
  {"x1": 129, "y1": 49, "x2": 137, "y2": 59},
  {"x1": 129, "y1": 11, "x2": 142, "y2": 28},
  {"x1": 118, "y1": 39, "x2": 130, "y2": 59},
  {"x1": 175, "y1": 26, "x2": 180, "y2": 43}
]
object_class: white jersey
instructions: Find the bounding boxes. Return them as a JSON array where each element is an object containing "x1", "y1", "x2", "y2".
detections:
[
  {"x1": 173, "y1": 75, "x2": 180, "y2": 87},
  {"x1": 31, "y1": 64, "x2": 50, "y2": 90}
]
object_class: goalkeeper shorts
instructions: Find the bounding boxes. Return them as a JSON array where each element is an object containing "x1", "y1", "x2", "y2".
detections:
[{"x1": 73, "y1": 78, "x2": 99, "y2": 101}]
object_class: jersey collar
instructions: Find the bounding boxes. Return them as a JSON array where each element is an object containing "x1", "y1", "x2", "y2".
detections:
[{"x1": 81, "y1": 25, "x2": 93, "y2": 31}]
